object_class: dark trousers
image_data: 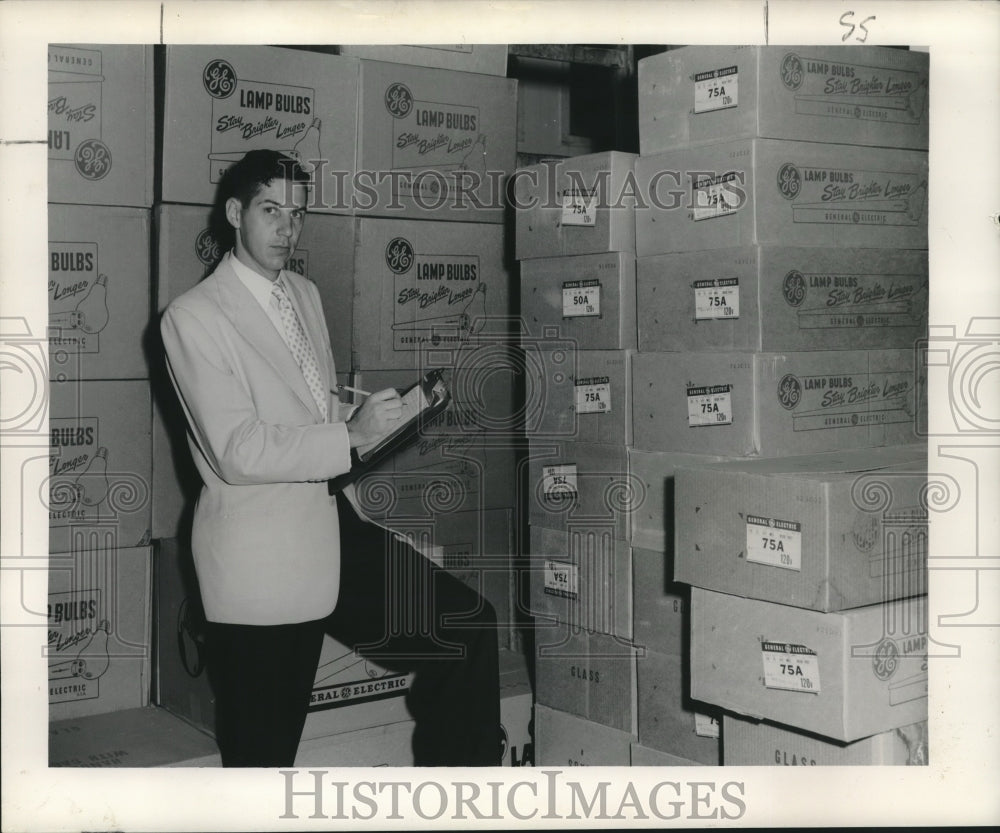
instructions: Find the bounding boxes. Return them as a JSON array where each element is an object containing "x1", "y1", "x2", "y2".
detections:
[{"x1": 207, "y1": 495, "x2": 501, "y2": 767}]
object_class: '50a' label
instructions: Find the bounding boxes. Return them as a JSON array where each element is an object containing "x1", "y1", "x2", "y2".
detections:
[{"x1": 562, "y1": 280, "x2": 602, "y2": 318}]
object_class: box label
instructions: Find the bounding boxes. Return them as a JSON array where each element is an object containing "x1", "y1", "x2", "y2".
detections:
[
  {"x1": 48, "y1": 242, "x2": 105, "y2": 355},
  {"x1": 48, "y1": 588, "x2": 107, "y2": 704},
  {"x1": 310, "y1": 672, "x2": 413, "y2": 712},
  {"x1": 561, "y1": 190, "x2": 598, "y2": 226},
  {"x1": 694, "y1": 712, "x2": 720, "y2": 738},
  {"x1": 48, "y1": 46, "x2": 111, "y2": 181},
  {"x1": 692, "y1": 171, "x2": 744, "y2": 221},
  {"x1": 781, "y1": 268, "x2": 925, "y2": 330},
  {"x1": 694, "y1": 65, "x2": 738, "y2": 113},
  {"x1": 541, "y1": 464, "x2": 578, "y2": 499},
  {"x1": 746, "y1": 515, "x2": 803, "y2": 571},
  {"x1": 562, "y1": 280, "x2": 601, "y2": 318},
  {"x1": 575, "y1": 376, "x2": 612, "y2": 414},
  {"x1": 49, "y1": 418, "x2": 113, "y2": 526},
  {"x1": 775, "y1": 371, "x2": 915, "y2": 431},
  {"x1": 762, "y1": 641, "x2": 821, "y2": 693},
  {"x1": 544, "y1": 560, "x2": 579, "y2": 599},
  {"x1": 694, "y1": 278, "x2": 740, "y2": 320},
  {"x1": 686, "y1": 384, "x2": 733, "y2": 427}
]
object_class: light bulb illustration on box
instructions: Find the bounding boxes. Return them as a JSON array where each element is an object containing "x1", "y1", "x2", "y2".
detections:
[
  {"x1": 49, "y1": 273, "x2": 111, "y2": 336},
  {"x1": 48, "y1": 619, "x2": 112, "y2": 682},
  {"x1": 289, "y1": 117, "x2": 322, "y2": 173},
  {"x1": 73, "y1": 446, "x2": 111, "y2": 508}
]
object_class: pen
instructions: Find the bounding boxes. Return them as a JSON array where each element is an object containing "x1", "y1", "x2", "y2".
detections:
[{"x1": 337, "y1": 384, "x2": 371, "y2": 398}]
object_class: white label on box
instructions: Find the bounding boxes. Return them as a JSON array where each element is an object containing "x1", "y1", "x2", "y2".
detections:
[
  {"x1": 542, "y1": 464, "x2": 578, "y2": 499},
  {"x1": 692, "y1": 172, "x2": 743, "y2": 221},
  {"x1": 694, "y1": 278, "x2": 740, "y2": 320},
  {"x1": 544, "y1": 560, "x2": 579, "y2": 599},
  {"x1": 694, "y1": 712, "x2": 720, "y2": 739},
  {"x1": 694, "y1": 65, "x2": 738, "y2": 113},
  {"x1": 746, "y1": 515, "x2": 803, "y2": 571},
  {"x1": 575, "y1": 376, "x2": 611, "y2": 414},
  {"x1": 686, "y1": 384, "x2": 733, "y2": 427},
  {"x1": 561, "y1": 191, "x2": 597, "y2": 226},
  {"x1": 762, "y1": 641, "x2": 821, "y2": 693},
  {"x1": 562, "y1": 280, "x2": 601, "y2": 318}
]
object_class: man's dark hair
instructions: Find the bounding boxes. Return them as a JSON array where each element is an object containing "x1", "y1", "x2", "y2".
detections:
[{"x1": 218, "y1": 149, "x2": 311, "y2": 208}]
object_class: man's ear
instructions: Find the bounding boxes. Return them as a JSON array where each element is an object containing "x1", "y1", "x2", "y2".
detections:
[{"x1": 224, "y1": 197, "x2": 242, "y2": 230}]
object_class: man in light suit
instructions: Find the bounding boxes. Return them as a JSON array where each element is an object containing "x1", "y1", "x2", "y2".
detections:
[{"x1": 162, "y1": 151, "x2": 500, "y2": 767}]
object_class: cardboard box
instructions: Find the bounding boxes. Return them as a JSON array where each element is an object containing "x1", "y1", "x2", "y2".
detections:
[
  {"x1": 500, "y1": 690, "x2": 535, "y2": 767},
  {"x1": 357, "y1": 60, "x2": 516, "y2": 222},
  {"x1": 723, "y1": 713, "x2": 928, "y2": 766},
  {"x1": 337, "y1": 44, "x2": 508, "y2": 76},
  {"x1": 526, "y1": 441, "x2": 636, "y2": 541},
  {"x1": 50, "y1": 706, "x2": 219, "y2": 767},
  {"x1": 674, "y1": 445, "x2": 927, "y2": 611},
  {"x1": 161, "y1": 46, "x2": 359, "y2": 212},
  {"x1": 351, "y1": 218, "x2": 513, "y2": 370},
  {"x1": 631, "y1": 349, "x2": 922, "y2": 457},
  {"x1": 529, "y1": 525, "x2": 632, "y2": 640},
  {"x1": 634, "y1": 139, "x2": 928, "y2": 256},
  {"x1": 631, "y1": 547, "x2": 688, "y2": 658},
  {"x1": 296, "y1": 721, "x2": 416, "y2": 767},
  {"x1": 47, "y1": 205, "x2": 151, "y2": 380},
  {"x1": 627, "y1": 449, "x2": 732, "y2": 552},
  {"x1": 535, "y1": 627, "x2": 639, "y2": 734},
  {"x1": 352, "y1": 436, "x2": 519, "y2": 521},
  {"x1": 514, "y1": 152, "x2": 637, "y2": 258},
  {"x1": 48, "y1": 379, "x2": 152, "y2": 554},
  {"x1": 690, "y1": 588, "x2": 928, "y2": 741},
  {"x1": 639, "y1": 45, "x2": 929, "y2": 154},
  {"x1": 636, "y1": 247, "x2": 929, "y2": 353},
  {"x1": 48, "y1": 45, "x2": 154, "y2": 207},
  {"x1": 529, "y1": 350, "x2": 634, "y2": 445},
  {"x1": 154, "y1": 203, "x2": 357, "y2": 371},
  {"x1": 517, "y1": 71, "x2": 595, "y2": 157},
  {"x1": 48, "y1": 546, "x2": 152, "y2": 720},
  {"x1": 519, "y1": 252, "x2": 637, "y2": 350},
  {"x1": 637, "y1": 650, "x2": 722, "y2": 765},
  {"x1": 535, "y1": 704, "x2": 633, "y2": 766},
  {"x1": 631, "y1": 743, "x2": 710, "y2": 766}
]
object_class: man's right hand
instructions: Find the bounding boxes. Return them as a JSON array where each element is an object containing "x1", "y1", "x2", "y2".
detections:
[{"x1": 346, "y1": 388, "x2": 404, "y2": 449}]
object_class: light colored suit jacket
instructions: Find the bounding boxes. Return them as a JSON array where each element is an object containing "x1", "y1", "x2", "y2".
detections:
[{"x1": 161, "y1": 252, "x2": 354, "y2": 625}]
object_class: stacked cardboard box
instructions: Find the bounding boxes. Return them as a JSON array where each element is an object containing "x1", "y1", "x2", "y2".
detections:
[{"x1": 635, "y1": 44, "x2": 929, "y2": 764}]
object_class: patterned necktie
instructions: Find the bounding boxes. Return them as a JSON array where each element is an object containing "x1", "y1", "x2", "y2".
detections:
[{"x1": 272, "y1": 277, "x2": 328, "y2": 421}]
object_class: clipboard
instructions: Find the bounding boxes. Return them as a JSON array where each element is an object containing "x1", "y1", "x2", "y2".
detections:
[{"x1": 327, "y1": 369, "x2": 451, "y2": 494}]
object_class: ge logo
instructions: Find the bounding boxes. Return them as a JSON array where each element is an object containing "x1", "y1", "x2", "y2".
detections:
[
  {"x1": 782, "y1": 270, "x2": 806, "y2": 307},
  {"x1": 780, "y1": 52, "x2": 804, "y2": 90},
  {"x1": 195, "y1": 229, "x2": 222, "y2": 267},
  {"x1": 385, "y1": 237, "x2": 414, "y2": 274},
  {"x1": 872, "y1": 637, "x2": 899, "y2": 681},
  {"x1": 384, "y1": 82, "x2": 413, "y2": 118},
  {"x1": 777, "y1": 163, "x2": 801, "y2": 200},
  {"x1": 203, "y1": 59, "x2": 237, "y2": 99},
  {"x1": 777, "y1": 374, "x2": 802, "y2": 410},
  {"x1": 74, "y1": 140, "x2": 111, "y2": 181}
]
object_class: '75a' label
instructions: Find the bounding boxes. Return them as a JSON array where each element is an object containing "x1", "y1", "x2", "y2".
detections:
[
  {"x1": 544, "y1": 560, "x2": 579, "y2": 599},
  {"x1": 694, "y1": 65, "x2": 738, "y2": 114},
  {"x1": 562, "y1": 279, "x2": 601, "y2": 318},
  {"x1": 762, "y1": 641, "x2": 821, "y2": 693},
  {"x1": 561, "y1": 190, "x2": 597, "y2": 226},
  {"x1": 542, "y1": 464, "x2": 578, "y2": 499},
  {"x1": 687, "y1": 384, "x2": 733, "y2": 426},
  {"x1": 575, "y1": 376, "x2": 611, "y2": 414},
  {"x1": 746, "y1": 515, "x2": 802, "y2": 571},
  {"x1": 694, "y1": 278, "x2": 740, "y2": 320}
]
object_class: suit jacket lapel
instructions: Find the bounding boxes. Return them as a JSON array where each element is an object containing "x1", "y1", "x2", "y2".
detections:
[{"x1": 213, "y1": 256, "x2": 323, "y2": 422}]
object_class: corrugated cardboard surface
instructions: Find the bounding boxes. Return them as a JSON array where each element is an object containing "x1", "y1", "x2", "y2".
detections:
[
  {"x1": 639, "y1": 45, "x2": 929, "y2": 154},
  {"x1": 631, "y1": 547, "x2": 688, "y2": 658},
  {"x1": 526, "y1": 441, "x2": 636, "y2": 540},
  {"x1": 515, "y1": 151, "x2": 637, "y2": 258},
  {"x1": 536, "y1": 705, "x2": 634, "y2": 766},
  {"x1": 529, "y1": 525, "x2": 632, "y2": 640},
  {"x1": 48, "y1": 205, "x2": 151, "y2": 380},
  {"x1": 637, "y1": 247, "x2": 928, "y2": 353},
  {"x1": 635, "y1": 139, "x2": 928, "y2": 256},
  {"x1": 49, "y1": 706, "x2": 218, "y2": 767},
  {"x1": 690, "y1": 588, "x2": 928, "y2": 742},
  {"x1": 674, "y1": 445, "x2": 927, "y2": 611},
  {"x1": 154, "y1": 203, "x2": 356, "y2": 371},
  {"x1": 637, "y1": 650, "x2": 722, "y2": 765},
  {"x1": 352, "y1": 218, "x2": 512, "y2": 370},
  {"x1": 337, "y1": 45, "x2": 508, "y2": 76},
  {"x1": 631, "y1": 743, "x2": 710, "y2": 766},
  {"x1": 632, "y1": 349, "x2": 922, "y2": 457},
  {"x1": 535, "y1": 627, "x2": 639, "y2": 734},
  {"x1": 48, "y1": 547, "x2": 152, "y2": 721},
  {"x1": 627, "y1": 449, "x2": 732, "y2": 552},
  {"x1": 48, "y1": 379, "x2": 152, "y2": 554},
  {"x1": 530, "y1": 349, "x2": 634, "y2": 445},
  {"x1": 519, "y1": 252, "x2": 637, "y2": 349},
  {"x1": 161, "y1": 46, "x2": 360, "y2": 211},
  {"x1": 723, "y1": 713, "x2": 928, "y2": 765},
  {"x1": 48, "y1": 45, "x2": 155, "y2": 207},
  {"x1": 357, "y1": 60, "x2": 516, "y2": 222}
]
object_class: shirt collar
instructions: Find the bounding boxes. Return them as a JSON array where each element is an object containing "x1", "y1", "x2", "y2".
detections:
[{"x1": 229, "y1": 250, "x2": 283, "y2": 313}]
